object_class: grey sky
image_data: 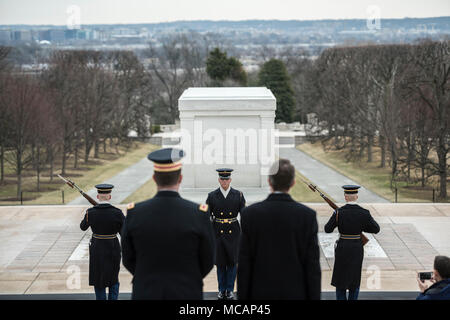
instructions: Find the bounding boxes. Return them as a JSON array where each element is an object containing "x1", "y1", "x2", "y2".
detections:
[{"x1": 0, "y1": 0, "x2": 449, "y2": 25}]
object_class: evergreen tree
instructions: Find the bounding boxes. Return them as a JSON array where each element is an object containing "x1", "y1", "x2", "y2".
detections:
[
  {"x1": 206, "y1": 48, "x2": 247, "y2": 86},
  {"x1": 228, "y1": 57, "x2": 247, "y2": 86},
  {"x1": 258, "y1": 59, "x2": 295, "y2": 122},
  {"x1": 206, "y1": 48, "x2": 230, "y2": 84}
]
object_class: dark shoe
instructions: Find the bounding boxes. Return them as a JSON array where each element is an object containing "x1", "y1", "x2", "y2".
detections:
[
  {"x1": 225, "y1": 291, "x2": 234, "y2": 300},
  {"x1": 217, "y1": 291, "x2": 226, "y2": 300}
]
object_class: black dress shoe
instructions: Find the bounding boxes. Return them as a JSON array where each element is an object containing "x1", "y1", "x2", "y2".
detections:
[
  {"x1": 217, "y1": 291, "x2": 226, "y2": 300},
  {"x1": 225, "y1": 291, "x2": 235, "y2": 300}
]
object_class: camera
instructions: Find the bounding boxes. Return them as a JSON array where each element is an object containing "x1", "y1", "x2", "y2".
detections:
[{"x1": 418, "y1": 272, "x2": 433, "y2": 281}]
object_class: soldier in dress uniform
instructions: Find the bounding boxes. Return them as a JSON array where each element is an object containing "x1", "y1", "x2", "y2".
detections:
[
  {"x1": 80, "y1": 184, "x2": 125, "y2": 300},
  {"x1": 324, "y1": 185, "x2": 380, "y2": 300},
  {"x1": 121, "y1": 148, "x2": 215, "y2": 300},
  {"x1": 206, "y1": 168, "x2": 245, "y2": 300}
]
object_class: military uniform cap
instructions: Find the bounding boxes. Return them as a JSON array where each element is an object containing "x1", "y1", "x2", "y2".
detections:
[
  {"x1": 95, "y1": 183, "x2": 114, "y2": 194},
  {"x1": 216, "y1": 168, "x2": 233, "y2": 180},
  {"x1": 148, "y1": 148, "x2": 185, "y2": 172},
  {"x1": 342, "y1": 185, "x2": 360, "y2": 194}
]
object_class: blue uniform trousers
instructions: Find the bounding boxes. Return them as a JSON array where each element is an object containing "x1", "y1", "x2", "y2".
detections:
[
  {"x1": 94, "y1": 282, "x2": 120, "y2": 300},
  {"x1": 217, "y1": 265, "x2": 237, "y2": 293}
]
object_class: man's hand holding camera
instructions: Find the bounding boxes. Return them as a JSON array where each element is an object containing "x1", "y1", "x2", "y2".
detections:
[{"x1": 417, "y1": 272, "x2": 435, "y2": 293}]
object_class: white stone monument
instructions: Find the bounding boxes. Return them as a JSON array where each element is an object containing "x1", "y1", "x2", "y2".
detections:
[{"x1": 178, "y1": 87, "x2": 277, "y2": 190}]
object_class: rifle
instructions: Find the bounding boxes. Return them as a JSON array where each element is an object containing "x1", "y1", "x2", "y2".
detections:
[
  {"x1": 57, "y1": 174, "x2": 98, "y2": 206},
  {"x1": 299, "y1": 177, "x2": 369, "y2": 246}
]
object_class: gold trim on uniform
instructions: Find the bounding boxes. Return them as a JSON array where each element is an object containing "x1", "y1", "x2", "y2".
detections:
[
  {"x1": 340, "y1": 234, "x2": 361, "y2": 239},
  {"x1": 93, "y1": 234, "x2": 117, "y2": 239},
  {"x1": 153, "y1": 160, "x2": 182, "y2": 172},
  {"x1": 215, "y1": 218, "x2": 238, "y2": 223}
]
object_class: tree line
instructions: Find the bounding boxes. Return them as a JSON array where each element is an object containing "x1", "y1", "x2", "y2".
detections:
[
  {"x1": 0, "y1": 48, "x2": 152, "y2": 198},
  {"x1": 286, "y1": 40, "x2": 449, "y2": 200}
]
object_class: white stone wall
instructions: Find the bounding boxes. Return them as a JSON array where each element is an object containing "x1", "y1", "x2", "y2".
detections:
[{"x1": 178, "y1": 87, "x2": 276, "y2": 189}]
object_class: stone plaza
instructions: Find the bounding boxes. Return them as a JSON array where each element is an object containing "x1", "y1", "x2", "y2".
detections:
[{"x1": 0, "y1": 203, "x2": 449, "y2": 298}]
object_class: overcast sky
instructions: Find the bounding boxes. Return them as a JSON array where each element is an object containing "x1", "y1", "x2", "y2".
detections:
[{"x1": 1, "y1": 0, "x2": 449, "y2": 25}]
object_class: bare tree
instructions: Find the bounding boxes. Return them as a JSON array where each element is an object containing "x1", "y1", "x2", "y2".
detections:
[
  {"x1": 0, "y1": 46, "x2": 12, "y2": 183},
  {"x1": 109, "y1": 50, "x2": 152, "y2": 145},
  {"x1": 403, "y1": 40, "x2": 449, "y2": 199},
  {"x1": 42, "y1": 51, "x2": 80, "y2": 175},
  {"x1": 3, "y1": 74, "x2": 45, "y2": 198},
  {"x1": 146, "y1": 33, "x2": 208, "y2": 123},
  {"x1": 368, "y1": 44, "x2": 410, "y2": 187}
]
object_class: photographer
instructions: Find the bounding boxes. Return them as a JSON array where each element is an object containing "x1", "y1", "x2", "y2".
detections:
[{"x1": 417, "y1": 255, "x2": 450, "y2": 300}]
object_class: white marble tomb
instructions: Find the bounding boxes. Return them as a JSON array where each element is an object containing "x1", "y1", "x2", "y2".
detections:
[{"x1": 178, "y1": 87, "x2": 277, "y2": 189}]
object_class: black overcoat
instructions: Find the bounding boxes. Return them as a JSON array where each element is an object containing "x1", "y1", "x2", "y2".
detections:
[
  {"x1": 324, "y1": 203, "x2": 380, "y2": 290},
  {"x1": 206, "y1": 187, "x2": 245, "y2": 267},
  {"x1": 237, "y1": 193, "x2": 321, "y2": 300},
  {"x1": 80, "y1": 203, "x2": 125, "y2": 288},
  {"x1": 121, "y1": 191, "x2": 215, "y2": 300}
]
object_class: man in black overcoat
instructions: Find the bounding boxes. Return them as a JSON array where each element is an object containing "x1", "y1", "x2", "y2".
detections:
[
  {"x1": 80, "y1": 184, "x2": 125, "y2": 300},
  {"x1": 121, "y1": 148, "x2": 215, "y2": 300},
  {"x1": 237, "y1": 159, "x2": 321, "y2": 300},
  {"x1": 324, "y1": 185, "x2": 380, "y2": 300},
  {"x1": 206, "y1": 168, "x2": 246, "y2": 300}
]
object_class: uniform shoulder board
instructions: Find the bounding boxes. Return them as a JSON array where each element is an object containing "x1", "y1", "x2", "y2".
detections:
[
  {"x1": 127, "y1": 202, "x2": 135, "y2": 211},
  {"x1": 199, "y1": 204, "x2": 208, "y2": 212}
]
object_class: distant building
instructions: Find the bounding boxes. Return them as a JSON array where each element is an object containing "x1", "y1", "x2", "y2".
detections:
[
  {"x1": 49, "y1": 29, "x2": 65, "y2": 43},
  {"x1": 0, "y1": 30, "x2": 11, "y2": 41},
  {"x1": 12, "y1": 30, "x2": 32, "y2": 41},
  {"x1": 77, "y1": 30, "x2": 86, "y2": 40},
  {"x1": 38, "y1": 30, "x2": 51, "y2": 41},
  {"x1": 65, "y1": 29, "x2": 77, "y2": 40}
]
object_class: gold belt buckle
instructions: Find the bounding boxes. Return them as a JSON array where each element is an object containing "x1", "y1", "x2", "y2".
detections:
[{"x1": 223, "y1": 219, "x2": 229, "y2": 223}]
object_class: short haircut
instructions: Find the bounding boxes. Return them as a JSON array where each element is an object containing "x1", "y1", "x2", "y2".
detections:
[
  {"x1": 434, "y1": 255, "x2": 450, "y2": 279},
  {"x1": 153, "y1": 169, "x2": 181, "y2": 188},
  {"x1": 268, "y1": 159, "x2": 295, "y2": 192}
]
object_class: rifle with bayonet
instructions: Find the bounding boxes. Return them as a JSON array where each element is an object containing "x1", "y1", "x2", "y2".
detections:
[
  {"x1": 57, "y1": 174, "x2": 98, "y2": 206},
  {"x1": 299, "y1": 177, "x2": 369, "y2": 246}
]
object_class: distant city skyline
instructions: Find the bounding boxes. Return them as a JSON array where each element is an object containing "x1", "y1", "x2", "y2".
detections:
[{"x1": 0, "y1": 0, "x2": 449, "y2": 26}]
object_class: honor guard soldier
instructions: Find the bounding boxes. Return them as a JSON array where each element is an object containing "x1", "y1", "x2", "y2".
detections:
[
  {"x1": 121, "y1": 148, "x2": 215, "y2": 300},
  {"x1": 206, "y1": 168, "x2": 245, "y2": 300},
  {"x1": 80, "y1": 184, "x2": 125, "y2": 300},
  {"x1": 237, "y1": 159, "x2": 321, "y2": 300},
  {"x1": 324, "y1": 185, "x2": 380, "y2": 300}
]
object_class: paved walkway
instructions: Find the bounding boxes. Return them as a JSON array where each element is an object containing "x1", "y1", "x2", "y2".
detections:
[
  {"x1": 68, "y1": 157, "x2": 153, "y2": 205},
  {"x1": 68, "y1": 145, "x2": 388, "y2": 206},
  {"x1": 280, "y1": 147, "x2": 389, "y2": 203}
]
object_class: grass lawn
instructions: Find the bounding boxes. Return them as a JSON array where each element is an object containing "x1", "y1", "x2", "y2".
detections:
[
  {"x1": 0, "y1": 141, "x2": 159, "y2": 205},
  {"x1": 297, "y1": 141, "x2": 448, "y2": 203},
  {"x1": 121, "y1": 176, "x2": 158, "y2": 204},
  {"x1": 291, "y1": 170, "x2": 335, "y2": 203}
]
